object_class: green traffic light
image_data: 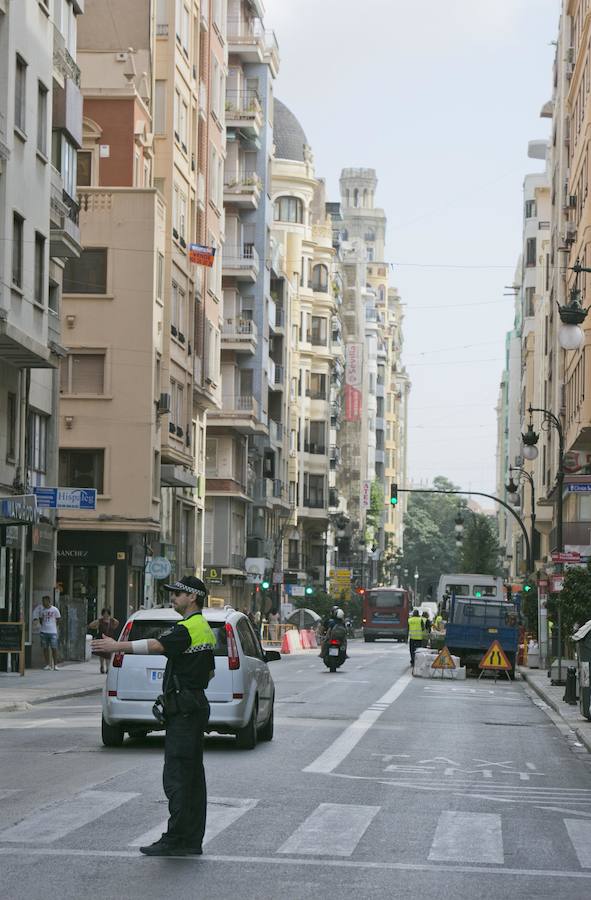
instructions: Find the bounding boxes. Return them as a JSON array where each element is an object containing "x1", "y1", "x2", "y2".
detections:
[
  {"x1": 390, "y1": 483, "x2": 398, "y2": 505},
  {"x1": 523, "y1": 584, "x2": 532, "y2": 592},
  {"x1": 474, "y1": 591, "x2": 482, "y2": 598},
  {"x1": 261, "y1": 580, "x2": 270, "y2": 590},
  {"x1": 305, "y1": 586, "x2": 314, "y2": 595}
]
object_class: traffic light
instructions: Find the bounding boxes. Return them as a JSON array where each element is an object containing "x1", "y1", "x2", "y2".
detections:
[
  {"x1": 390, "y1": 483, "x2": 398, "y2": 506},
  {"x1": 305, "y1": 586, "x2": 314, "y2": 596},
  {"x1": 261, "y1": 579, "x2": 270, "y2": 590},
  {"x1": 474, "y1": 590, "x2": 482, "y2": 598},
  {"x1": 523, "y1": 583, "x2": 532, "y2": 593}
]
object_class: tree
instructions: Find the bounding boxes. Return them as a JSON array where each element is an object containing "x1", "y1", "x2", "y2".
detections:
[
  {"x1": 548, "y1": 563, "x2": 591, "y2": 641},
  {"x1": 401, "y1": 476, "x2": 464, "y2": 598},
  {"x1": 460, "y1": 513, "x2": 501, "y2": 576}
]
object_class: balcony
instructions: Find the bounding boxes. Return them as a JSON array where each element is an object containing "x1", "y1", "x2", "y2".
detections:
[
  {"x1": 53, "y1": 24, "x2": 81, "y2": 87},
  {"x1": 221, "y1": 317, "x2": 258, "y2": 354},
  {"x1": 270, "y1": 419, "x2": 283, "y2": 444},
  {"x1": 225, "y1": 90, "x2": 263, "y2": 137},
  {"x1": 199, "y1": 80, "x2": 207, "y2": 120},
  {"x1": 254, "y1": 477, "x2": 273, "y2": 504},
  {"x1": 303, "y1": 495, "x2": 326, "y2": 511},
  {"x1": 222, "y1": 244, "x2": 259, "y2": 282},
  {"x1": 304, "y1": 442, "x2": 326, "y2": 456},
  {"x1": 0, "y1": 111, "x2": 10, "y2": 168},
  {"x1": 329, "y1": 446, "x2": 341, "y2": 469},
  {"x1": 271, "y1": 305, "x2": 285, "y2": 333},
  {"x1": 223, "y1": 172, "x2": 262, "y2": 208},
  {"x1": 197, "y1": 171, "x2": 206, "y2": 209},
  {"x1": 211, "y1": 392, "x2": 264, "y2": 434},
  {"x1": 269, "y1": 362, "x2": 284, "y2": 391},
  {"x1": 50, "y1": 169, "x2": 81, "y2": 258}
]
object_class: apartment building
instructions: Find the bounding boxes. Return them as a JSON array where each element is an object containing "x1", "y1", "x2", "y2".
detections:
[
  {"x1": 271, "y1": 99, "x2": 343, "y2": 596},
  {"x1": 204, "y1": 0, "x2": 281, "y2": 607},
  {"x1": 57, "y1": 0, "x2": 224, "y2": 623},
  {"x1": 0, "y1": 0, "x2": 83, "y2": 663}
]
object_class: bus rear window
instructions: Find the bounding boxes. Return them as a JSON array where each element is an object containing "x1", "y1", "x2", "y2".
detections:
[
  {"x1": 367, "y1": 591, "x2": 404, "y2": 609},
  {"x1": 128, "y1": 619, "x2": 228, "y2": 656}
]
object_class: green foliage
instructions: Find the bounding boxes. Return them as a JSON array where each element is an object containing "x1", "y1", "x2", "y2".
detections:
[
  {"x1": 548, "y1": 563, "x2": 591, "y2": 638},
  {"x1": 401, "y1": 476, "x2": 463, "y2": 597},
  {"x1": 293, "y1": 591, "x2": 334, "y2": 620},
  {"x1": 520, "y1": 586, "x2": 538, "y2": 637},
  {"x1": 460, "y1": 514, "x2": 502, "y2": 576}
]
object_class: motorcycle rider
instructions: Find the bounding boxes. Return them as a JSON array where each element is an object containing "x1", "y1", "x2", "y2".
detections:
[{"x1": 322, "y1": 608, "x2": 348, "y2": 660}]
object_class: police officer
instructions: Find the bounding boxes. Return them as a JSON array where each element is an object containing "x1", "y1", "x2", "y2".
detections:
[
  {"x1": 92, "y1": 575, "x2": 215, "y2": 857},
  {"x1": 407, "y1": 608, "x2": 425, "y2": 668}
]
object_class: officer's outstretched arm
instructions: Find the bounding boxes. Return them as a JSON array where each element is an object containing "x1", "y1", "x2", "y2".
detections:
[{"x1": 91, "y1": 636, "x2": 165, "y2": 655}]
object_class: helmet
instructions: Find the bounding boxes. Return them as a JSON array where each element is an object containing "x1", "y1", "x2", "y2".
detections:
[{"x1": 335, "y1": 609, "x2": 345, "y2": 620}]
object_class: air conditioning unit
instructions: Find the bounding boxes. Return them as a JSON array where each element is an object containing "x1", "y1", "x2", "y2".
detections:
[{"x1": 158, "y1": 392, "x2": 171, "y2": 413}]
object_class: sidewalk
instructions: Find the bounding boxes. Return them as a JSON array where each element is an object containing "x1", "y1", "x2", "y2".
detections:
[
  {"x1": 519, "y1": 665, "x2": 591, "y2": 754},
  {"x1": 0, "y1": 658, "x2": 105, "y2": 712}
]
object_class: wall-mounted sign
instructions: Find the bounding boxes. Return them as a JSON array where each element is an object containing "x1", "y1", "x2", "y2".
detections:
[{"x1": 189, "y1": 243, "x2": 216, "y2": 267}]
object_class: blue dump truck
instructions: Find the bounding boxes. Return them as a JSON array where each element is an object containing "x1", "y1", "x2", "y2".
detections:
[{"x1": 443, "y1": 592, "x2": 520, "y2": 678}]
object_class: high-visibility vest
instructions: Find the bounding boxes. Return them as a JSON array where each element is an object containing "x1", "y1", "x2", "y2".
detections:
[
  {"x1": 408, "y1": 616, "x2": 424, "y2": 640},
  {"x1": 179, "y1": 611, "x2": 216, "y2": 651},
  {"x1": 434, "y1": 615, "x2": 443, "y2": 630}
]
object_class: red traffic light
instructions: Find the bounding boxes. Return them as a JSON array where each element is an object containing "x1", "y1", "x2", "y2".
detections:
[{"x1": 355, "y1": 587, "x2": 366, "y2": 595}]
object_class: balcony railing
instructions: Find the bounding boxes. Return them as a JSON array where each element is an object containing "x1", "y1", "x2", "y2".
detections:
[
  {"x1": 304, "y1": 442, "x2": 326, "y2": 455},
  {"x1": 270, "y1": 420, "x2": 283, "y2": 443},
  {"x1": 303, "y1": 495, "x2": 326, "y2": 509},
  {"x1": 225, "y1": 89, "x2": 262, "y2": 120},
  {"x1": 274, "y1": 364, "x2": 284, "y2": 384},
  {"x1": 231, "y1": 553, "x2": 245, "y2": 570},
  {"x1": 222, "y1": 393, "x2": 259, "y2": 417},
  {"x1": 273, "y1": 479, "x2": 283, "y2": 498},
  {"x1": 223, "y1": 244, "x2": 260, "y2": 272},
  {"x1": 53, "y1": 25, "x2": 81, "y2": 86},
  {"x1": 222, "y1": 317, "x2": 258, "y2": 340},
  {"x1": 224, "y1": 171, "x2": 262, "y2": 194},
  {"x1": 306, "y1": 389, "x2": 327, "y2": 401}
]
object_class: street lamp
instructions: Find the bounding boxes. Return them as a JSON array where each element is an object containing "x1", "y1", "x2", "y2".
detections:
[
  {"x1": 505, "y1": 465, "x2": 536, "y2": 576},
  {"x1": 413, "y1": 567, "x2": 419, "y2": 603},
  {"x1": 558, "y1": 259, "x2": 591, "y2": 351},
  {"x1": 522, "y1": 404, "x2": 565, "y2": 681}
]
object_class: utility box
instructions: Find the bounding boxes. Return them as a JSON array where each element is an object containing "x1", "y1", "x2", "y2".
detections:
[{"x1": 573, "y1": 620, "x2": 591, "y2": 721}]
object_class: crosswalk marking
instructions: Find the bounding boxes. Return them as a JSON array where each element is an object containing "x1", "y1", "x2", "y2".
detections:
[
  {"x1": 129, "y1": 796, "x2": 258, "y2": 848},
  {"x1": 428, "y1": 811, "x2": 503, "y2": 864},
  {"x1": 277, "y1": 803, "x2": 379, "y2": 857},
  {"x1": 564, "y1": 819, "x2": 591, "y2": 868},
  {"x1": 0, "y1": 790, "x2": 139, "y2": 843}
]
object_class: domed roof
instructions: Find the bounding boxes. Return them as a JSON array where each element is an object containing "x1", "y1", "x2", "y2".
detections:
[{"x1": 273, "y1": 99, "x2": 309, "y2": 162}]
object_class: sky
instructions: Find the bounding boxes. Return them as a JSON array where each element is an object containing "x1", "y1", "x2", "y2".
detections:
[{"x1": 263, "y1": 0, "x2": 559, "y2": 501}]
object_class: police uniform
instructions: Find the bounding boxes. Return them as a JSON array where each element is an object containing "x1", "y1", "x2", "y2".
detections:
[
  {"x1": 408, "y1": 613, "x2": 425, "y2": 666},
  {"x1": 156, "y1": 602, "x2": 215, "y2": 854}
]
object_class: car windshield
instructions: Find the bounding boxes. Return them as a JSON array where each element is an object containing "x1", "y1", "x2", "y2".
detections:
[
  {"x1": 128, "y1": 619, "x2": 228, "y2": 656},
  {"x1": 367, "y1": 591, "x2": 404, "y2": 609}
]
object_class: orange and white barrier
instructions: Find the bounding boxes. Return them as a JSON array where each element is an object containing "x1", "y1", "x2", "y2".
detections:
[{"x1": 280, "y1": 629, "x2": 303, "y2": 654}]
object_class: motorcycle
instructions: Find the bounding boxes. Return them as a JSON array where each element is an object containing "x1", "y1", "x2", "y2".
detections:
[{"x1": 322, "y1": 633, "x2": 347, "y2": 673}]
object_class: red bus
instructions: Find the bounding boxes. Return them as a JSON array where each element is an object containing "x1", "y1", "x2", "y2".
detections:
[{"x1": 362, "y1": 586, "x2": 410, "y2": 642}]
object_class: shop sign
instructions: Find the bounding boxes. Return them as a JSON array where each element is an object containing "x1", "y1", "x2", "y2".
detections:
[
  {"x1": 204, "y1": 566, "x2": 223, "y2": 584},
  {"x1": 0, "y1": 494, "x2": 38, "y2": 525},
  {"x1": 147, "y1": 557, "x2": 172, "y2": 579},
  {"x1": 550, "y1": 575, "x2": 564, "y2": 593},
  {"x1": 189, "y1": 243, "x2": 216, "y2": 267}
]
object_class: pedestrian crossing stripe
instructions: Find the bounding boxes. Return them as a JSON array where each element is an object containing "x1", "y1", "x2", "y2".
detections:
[
  {"x1": 479, "y1": 640, "x2": 512, "y2": 671},
  {"x1": 431, "y1": 646, "x2": 456, "y2": 669}
]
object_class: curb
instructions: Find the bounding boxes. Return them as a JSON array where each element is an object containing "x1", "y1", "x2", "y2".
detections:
[
  {"x1": 0, "y1": 684, "x2": 103, "y2": 713},
  {"x1": 520, "y1": 669, "x2": 591, "y2": 755}
]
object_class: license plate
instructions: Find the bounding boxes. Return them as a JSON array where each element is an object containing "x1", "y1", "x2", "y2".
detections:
[
  {"x1": 488, "y1": 628, "x2": 498, "y2": 634},
  {"x1": 329, "y1": 648, "x2": 339, "y2": 656},
  {"x1": 149, "y1": 669, "x2": 164, "y2": 682}
]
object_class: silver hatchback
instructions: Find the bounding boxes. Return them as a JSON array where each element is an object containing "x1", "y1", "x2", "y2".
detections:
[{"x1": 101, "y1": 606, "x2": 280, "y2": 750}]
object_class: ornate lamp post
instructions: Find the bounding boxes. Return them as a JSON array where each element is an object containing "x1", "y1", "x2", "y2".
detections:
[
  {"x1": 505, "y1": 465, "x2": 536, "y2": 573},
  {"x1": 557, "y1": 259, "x2": 591, "y2": 350}
]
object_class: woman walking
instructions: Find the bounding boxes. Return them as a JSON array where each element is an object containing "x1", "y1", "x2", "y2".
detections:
[{"x1": 88, "y1": 608, "x2": 120, "y2": 673}]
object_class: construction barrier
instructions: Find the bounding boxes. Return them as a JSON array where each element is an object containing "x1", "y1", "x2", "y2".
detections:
[
  {"x1": 261, "y1": 623, "x2": 295, "y2": 645},
  {"x1": 280, "y1": 629, "x2": 303, "y2": 654}
]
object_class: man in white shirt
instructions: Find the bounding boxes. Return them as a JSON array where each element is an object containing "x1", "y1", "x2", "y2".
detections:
[{"x1": 32, "y1": 595, "x2": 61, "y2": 670}]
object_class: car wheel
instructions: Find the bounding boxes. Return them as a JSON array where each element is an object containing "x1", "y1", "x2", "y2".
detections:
[
  {"x1": 258, "y1": 699, "x2": 274, "y2": 742},
  {"x1": 236, "y1": 702, "x2": 258, "y2": 750},
  {"x1": 101, "y1": 716, "x2": 124, "y2": 747}
]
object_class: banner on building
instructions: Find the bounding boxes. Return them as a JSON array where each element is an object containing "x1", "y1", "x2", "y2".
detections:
[
  {"x1": 189, "y1": 243, "x2": 216, "y2": 267},
  {"x1": 345, "y1": 343, "x2": 363, "y2": 422},
  {"x1": 361, "y1": 481, "x2": 371, "y2": 509}
]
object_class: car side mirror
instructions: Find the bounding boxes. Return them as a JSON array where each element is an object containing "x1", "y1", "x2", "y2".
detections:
[{"x1": 264, "y1": 650, "x2": 281, "y2": 662}]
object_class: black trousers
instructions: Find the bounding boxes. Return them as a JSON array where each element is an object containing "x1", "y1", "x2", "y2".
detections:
[
  {"x1": 163, "y1": 698, "x2": 210, "y2": 847},
  {"x1": 409, "y1": 639, "x2": 422, "y2": 665}
]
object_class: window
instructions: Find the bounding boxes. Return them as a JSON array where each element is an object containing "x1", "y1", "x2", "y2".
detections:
[
  {"x1": 181, "y1": 4, "x2": 190, "y2": 53},
  {"x1": 309, "y1": 372, "x2": 327, "y2": 399},
  {"x1": 170, "y1": 379, "x2": 185, "y2": 429},
  {"x1": 525, "y1": 237, "x2": 536, "y2": 267},
  {"x1": 236, "y1": 618, "x2": 260, "y2": 659},
  {"x1": 525, "y1": 286, "x2": 535, "y2": 317},
  {"x1": 312, "y1": 264, "x2": 329, "y2": 292},
  {"x1": 156, "y1": 253, "x2": 164, "y2": 302},
  {"x1": 310, "y1": 316, "x2": 327, "y2": 346},
  {"x1": 274, "y1": 196, "x2": 303, "y2": 223},
  {"x1": 525, "y1": 199, "x2": 537, "y2": 218},
  {"x1": 48, "y1": 279, "x2": 59, "y2": 314},
  {"x1": 171, "y1": 281, "x2": 185, "y2": 336},
  {"x1": 308, "y1": 421, "x2": 325, "y2": 454},
  {"x1": 304, "y1": 473, "x2": 325, "y2": 508},
  {"x1": 180, "y1": 504, "x2": 194, "y2": 568},
  {"x1": 27, "y1": 412, "x2": 48, "y2": 473},
  {"x1": 153, "y1": 450, "x2": 160, "y2": 497},
  {"x1": 154, "y1": 81, "x2": 166, "y2": 134},
  {"x1": 63, "y1": 249, "x2": 107, "y2": 294},
  {"x1": 37, "y1": 81, "x2": 48, "y2": 155},
  {"x1": 12, "y1": 213, "x2": 24, "y2": 288},
  {"x1": 205, "y1": 438, "x2": 218, "y2": 475},
  {"x1": 34, "y1": 233, "x2": 45, "y2": 305},
  {"x1": 59, "y1": 449, "x2": 104, "y2": 492},
  {"x1": 15, "y1": 55, "x2": 27, "y2": 134},
  {"x1": 76, "y1": 150, "x2": 92, "y2": 186},
  {"x1": 6, "y1": 393, "x2": 17, "y2": 461},
  {"x1": 60, "y1": 353, "x2": 105, "y2": 394}
]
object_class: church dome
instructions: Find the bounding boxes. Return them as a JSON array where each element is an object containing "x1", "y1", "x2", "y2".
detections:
[{"x1": 273, "y1": 99, "x2": 309, "y2": 162}]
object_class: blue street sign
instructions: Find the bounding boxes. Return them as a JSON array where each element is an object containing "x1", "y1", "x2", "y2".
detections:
[
  {"x1": 567, "y1": 483, "x2": 591, "y2": 493},
  {"x1": 33, "y1": 488, "x2": 57, "y2": 507}
]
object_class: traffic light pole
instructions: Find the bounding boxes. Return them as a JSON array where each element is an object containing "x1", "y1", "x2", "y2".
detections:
[{"x1": 396, "y1": 488, "x2": 533, "y2": 575}]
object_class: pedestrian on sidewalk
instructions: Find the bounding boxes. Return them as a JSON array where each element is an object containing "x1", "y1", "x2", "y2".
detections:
[
  {"x1": 408, "y1": 608, "x2": 425, "y2": 669},
  {"x1": 92, "y1": 575, "x2": 215, "y2": 858},
  {"x1": 88, "y1": 608, "x2": 120, "y2": 674},
  {"x1": 32, "y1": 595, "x2": 61, "y2": 670},
  {"x1": 268, "y1": 609, "x2": 279, "y2": 642},
  {"x1": 422, "y1": 611, "x2": 432, "y2": 647}
]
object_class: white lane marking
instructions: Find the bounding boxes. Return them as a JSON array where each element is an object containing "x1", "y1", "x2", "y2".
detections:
[
  {"x1": 429, "y1": 811, "x2": 503, "y2": 864},
  {"x1": 4, "y1": 847, "x2": 591, "y2": 879},
  {"x1": 129, "y1": 797, "x2": 258, "y2": 848},
  {"x1": 564, "y1": 819, "x2": 591, "y2": 867},
  {"x1": 278, "y1": 803, "x2": 379, "y2": 857},
  {"x1": 303, "y1": 670, "x2": 413, "y2": 774},
  {"x1": 0, "y1": 717, "x2": 100, "y2": 730},
  {"x1": 0, "y1": 790, "x2": 139, "y2": 843}
]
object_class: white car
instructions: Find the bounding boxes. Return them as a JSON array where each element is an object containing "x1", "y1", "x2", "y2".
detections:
[{"x1": 101, "y1": 606, "x2": 280, "y2": 750}]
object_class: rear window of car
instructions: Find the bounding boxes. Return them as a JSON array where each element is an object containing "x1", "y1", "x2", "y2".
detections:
[{"x1": 128, "y1": 618, "x2": 228, "y2": 656}]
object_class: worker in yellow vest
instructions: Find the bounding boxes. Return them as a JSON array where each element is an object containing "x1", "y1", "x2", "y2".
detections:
[{"x1": 408, "y1": 609, "x2": 425, "y2": 668}]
